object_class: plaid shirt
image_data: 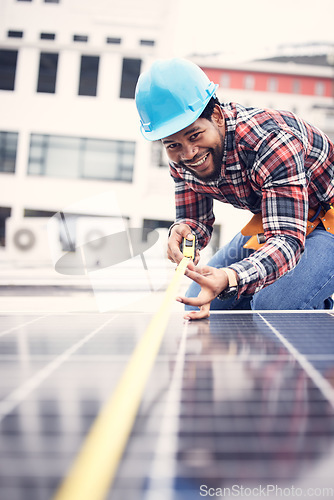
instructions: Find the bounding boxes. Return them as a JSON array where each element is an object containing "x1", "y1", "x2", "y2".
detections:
[{"x1": 169, "y1": 103, "x2": 334, "y2": 296}]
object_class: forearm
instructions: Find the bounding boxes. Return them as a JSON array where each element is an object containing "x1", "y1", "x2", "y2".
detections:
[
  {"x1": 170, "y1": 163, "x2": 215, "y2": 248},
  {"x1": 230, "y1": 234, "x2": 303, "y2": 296}
]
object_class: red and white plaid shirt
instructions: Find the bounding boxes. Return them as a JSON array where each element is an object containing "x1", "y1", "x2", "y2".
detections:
[{"x1": 169, "y1": 103, "x2": 334, "y2": 296}]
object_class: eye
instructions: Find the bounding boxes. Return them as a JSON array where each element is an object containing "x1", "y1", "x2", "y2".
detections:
[
  {"x1": 166, "y1": 143, "x2": 179, "y2": 150},
  {"x1": 189, "y1": 132, "x2": 202, "y2": 141}
]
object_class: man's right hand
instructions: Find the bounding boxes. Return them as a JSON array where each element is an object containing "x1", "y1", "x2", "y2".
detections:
[{"x1": 167, "y1": 223, "x2": 200, "y2": 268}]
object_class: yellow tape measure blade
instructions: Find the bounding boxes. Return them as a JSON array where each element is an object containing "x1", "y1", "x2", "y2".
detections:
[{"x1": 53, "y1": 256, "x2": 189, "y2": 500}]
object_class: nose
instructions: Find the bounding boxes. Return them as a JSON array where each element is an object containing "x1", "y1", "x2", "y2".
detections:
[{"x1": 181, "y1": 143, "x2": 198, "y2": 161}]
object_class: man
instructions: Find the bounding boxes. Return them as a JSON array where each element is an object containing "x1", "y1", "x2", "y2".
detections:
[{"x1": 135, "y1": 58, "x2": 334, "y2": 319}]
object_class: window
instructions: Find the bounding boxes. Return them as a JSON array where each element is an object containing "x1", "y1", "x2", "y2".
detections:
[
  {"x1": 151, "y1": 141, "x2": 169, "y2": 168},
  {"x1": 78, "y1": 55, "x2": 99, "y2": 96},
  {"x1": 73, "y1": 35, "x2": 88, "y2": 43},
  {"x1": 140, "y1": 40, "x2": 155, "y2": 46},
  {"x1": 292, "y1": 79, "x2": 301, "y2": 94},
  {"x1": 28, "y1": 134, "x2": 135, "y2": 182},
  {"x1": 267, "y1": 77, "x2": 278, "y2": 92},
  {"x1": 143, "y1": 219, "x2": 173, "y2": 233},
  {"x1": 24, "y1": 209, "x2": 56, "y2": 217},
  {"x1": 244, "y1": 75, "x2": 255, "y2": 90},
  {"x1": 0, "y1": 131, "x2": 18, "y2": 173},
  {"x1": 106, "y1": 37, "x2": 121, "y2": 45},
  {"x1": 40, "y1": 33, "x2": 56, "y2": 40},
  {"x1": 0, "y1": 207, "x2": 11, "y2": 247},
  {"x1": 0, "y1": 50, "x2": 18, "y2": 91},
  {"x1": 120, "y1": 58, "x2": 141, "y2": 99},
  {"x1": 8, "y1": 30, "x2": 23, "y2": 38},
  {"x1": 37, "y1": 52, "x2": 58, "y2": 93},
  {"x1": 315, "y1": 81, "x2": 325, "y2": 96},
  {"x1": 220, "y1": 73, "x2": 230, "y2": 88}
]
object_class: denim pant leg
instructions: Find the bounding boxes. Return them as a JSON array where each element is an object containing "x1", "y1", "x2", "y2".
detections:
[
  {"x1": 185, "y1": 232, "x2": 253, "y2": 311},
  {"x1": 251, "y1": 228, "x2": 334, "y2": 310}
]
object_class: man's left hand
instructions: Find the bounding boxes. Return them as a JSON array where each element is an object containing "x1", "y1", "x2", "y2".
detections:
[{"x1": 176, "y1": 266, "x2": 229, "y2": 320}]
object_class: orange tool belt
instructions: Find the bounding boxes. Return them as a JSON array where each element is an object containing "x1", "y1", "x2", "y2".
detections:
[{"x1": 241, "y1": 204, "x2": 334, "y2": 251}]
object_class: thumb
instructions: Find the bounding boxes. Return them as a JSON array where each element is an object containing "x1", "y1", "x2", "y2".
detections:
[{"x1": 176, "y1": 224, "x2": 194, "y2": 239}]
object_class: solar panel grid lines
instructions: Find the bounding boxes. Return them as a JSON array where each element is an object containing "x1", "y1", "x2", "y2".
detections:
[
  {"x1": 259, "y1": 312, "x2": 334, "y2": 408},
  {"x1": 0, "y1": 311, "x2": 333, "y2": 500},
  {"x1": 0, "y1": 314, "x2": 52, "y2": 339},
  {"x1": 0, "y1": 314, "x2": 118, "y2": 424},
  {"x1": 109, "y1": 312, "x2": 334, "y2": 499},
  {"x1": 142, "y1": 319, "x2": 189, "y2": 500}
]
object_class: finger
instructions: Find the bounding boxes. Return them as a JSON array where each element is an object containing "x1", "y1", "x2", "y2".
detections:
[
  {"x1": 168, "y1": 245, "x2": 184, "y2": 265},
  {"x1": 195, "y1": 265, "x2": 213, "y2": 275},
  {"x1": 175, "y1": 224, "x2": 194, "y2": 240},
  {"x1": 184, "y1": 303, "x2": 210, "y2": 321},
  {"x1": 186, "y1": 259, "x2": 196, "y2": 271},
  {"x1": 168, "y1": 225, "x2": 191, "y2": 262},
  {"x1": 194, "y1": 250, "x2": 201, "y2": 266},
  {"x1": 176, "y1": 291, "x2": 212, "y2": 307},
  {"x1": 184, "y1": 268, "x2": 212, "y2": 286},
  {"x1": 167, "y1": 248, "x2": 177, "y2": 264},
  {"x1": 187, "y1": 264, "x2": 213, "y2": 276}
]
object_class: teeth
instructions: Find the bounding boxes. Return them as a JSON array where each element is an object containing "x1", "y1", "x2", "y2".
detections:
[{"x1": 189, "y1": 153, "x2": 208, "y2": 167}]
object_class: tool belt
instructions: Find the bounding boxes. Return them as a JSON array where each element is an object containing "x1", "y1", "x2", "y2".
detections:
[{"x1": 241, "y1": 204, "x2": 334, "y2": 251}]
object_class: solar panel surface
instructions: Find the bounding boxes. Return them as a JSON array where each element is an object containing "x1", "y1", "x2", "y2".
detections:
[{"x1": 0, "y1": 311, "x2": 333, "y2": 500}]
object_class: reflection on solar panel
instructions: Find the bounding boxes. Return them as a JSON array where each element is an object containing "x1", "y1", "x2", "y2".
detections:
[{"x1": 0, "y1": 312, "x2": 333, "y2": 500}]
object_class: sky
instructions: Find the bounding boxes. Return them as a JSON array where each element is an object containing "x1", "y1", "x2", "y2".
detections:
[{"x1": 172, "y1": 0, "x2": 334, "y2": 61}]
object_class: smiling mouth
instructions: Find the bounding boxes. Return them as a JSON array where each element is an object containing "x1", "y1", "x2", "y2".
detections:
[{"x1": 186, "y1": 153, "x2": 209, "y2": 168}]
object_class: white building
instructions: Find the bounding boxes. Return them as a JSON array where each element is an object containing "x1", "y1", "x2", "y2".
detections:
[
  {"x1": 1, "y1": 1, "x2": 333, "y2": 263},
  {"x1": 0, "y1": 0, "x2": 179, "y2": 264}
]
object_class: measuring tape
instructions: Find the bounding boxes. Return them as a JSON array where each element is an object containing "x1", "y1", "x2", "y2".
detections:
[
  {"x1": 53, "y1": 244, "x2": 191, "y2": 500},
  {"x1": 180, "y1": 235, "x2": 196, "y2": 260}
]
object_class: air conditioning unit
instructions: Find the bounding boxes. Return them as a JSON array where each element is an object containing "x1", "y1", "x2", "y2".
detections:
[
  {"x1": 6, "y1": 217, "x2": 58, "y2": 263},
  {"x1": 76, "y1": 216, "x2": 127, "y2": 272}
]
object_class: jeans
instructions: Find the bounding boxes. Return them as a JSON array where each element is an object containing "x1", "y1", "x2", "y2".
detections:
[{"x1": 185, "y1": 226, "x2": 334, "y2": 310}]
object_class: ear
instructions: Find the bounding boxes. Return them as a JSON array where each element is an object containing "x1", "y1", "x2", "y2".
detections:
[{"x1": 211, "y1": 104, "x2": 225, "y2": 127}]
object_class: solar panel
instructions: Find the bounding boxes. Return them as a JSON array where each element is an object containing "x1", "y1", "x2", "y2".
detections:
[{"x1": 0, "y1": 311, "x2": 333, "y2": 500}]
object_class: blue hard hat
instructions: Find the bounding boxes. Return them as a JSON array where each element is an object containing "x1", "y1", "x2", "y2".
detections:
[{"x1": 135, "y1": 58, "x2": 218, "y2": 141}]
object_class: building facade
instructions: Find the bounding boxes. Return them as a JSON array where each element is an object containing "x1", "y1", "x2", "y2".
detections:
[
  {"x1": 1, "y1": 0, "x2": 333, "y2": 262},
  {"x1": 0, "y1": 0, "x2": 178, "y2": 262}
]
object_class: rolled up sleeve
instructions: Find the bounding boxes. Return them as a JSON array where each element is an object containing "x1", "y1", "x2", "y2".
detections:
[
  {"x1": 169, "y1": 163, "x2": 215, "y2": 249},
  {"x1": 230, "y1": 131, "x2": 309, "y2": 295}
]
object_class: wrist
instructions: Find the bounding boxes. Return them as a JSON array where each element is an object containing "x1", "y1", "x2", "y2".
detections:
[
  {"x1": 217, "y1": 267, "x2": 239, "y2": 300},
  {"x1": 225, "y1": 268, "x2": 239, "y2": 284}
]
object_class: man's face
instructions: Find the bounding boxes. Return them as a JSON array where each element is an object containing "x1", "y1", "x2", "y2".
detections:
[{"x1": 161, "y1": 105, "x2": 225, "y2": 182}]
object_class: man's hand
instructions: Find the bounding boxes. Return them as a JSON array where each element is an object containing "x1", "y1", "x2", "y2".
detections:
[
  {"x1": 176, "y1": 266, "x2": 230, "y2": 320},
  {"x1": 167, "y1": 223, "x2": 200, "y2": 269}
]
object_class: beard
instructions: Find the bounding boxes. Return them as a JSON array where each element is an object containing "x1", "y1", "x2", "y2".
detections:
[{"x1": 177, "y1": 137, "x2": 224, "y2": 182}]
